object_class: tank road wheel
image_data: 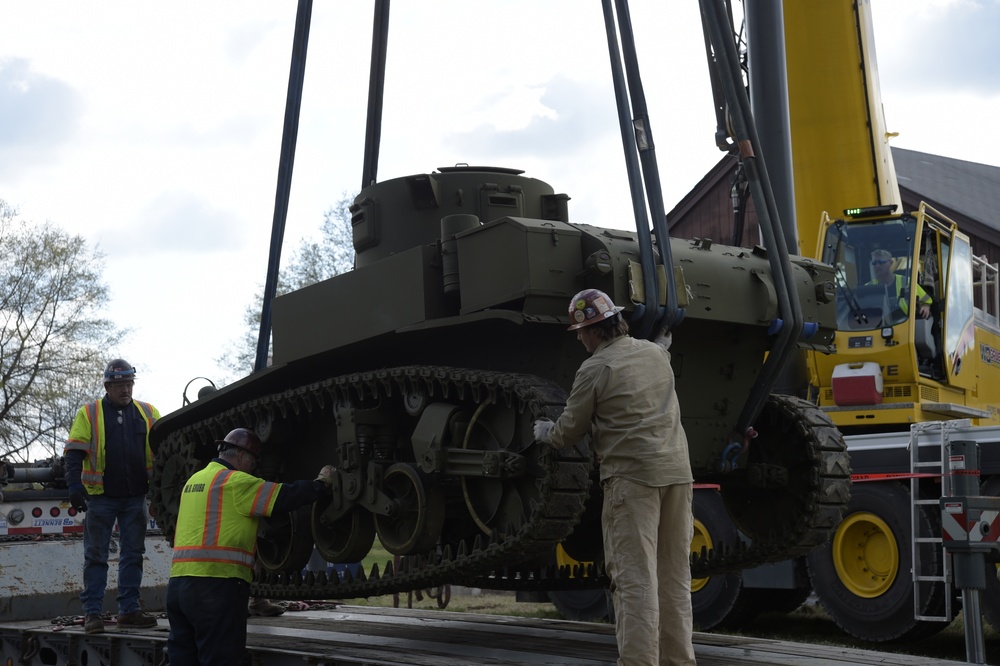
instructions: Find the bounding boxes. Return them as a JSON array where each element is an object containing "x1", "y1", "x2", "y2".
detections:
[
  {"x1": 690, "y1": 489, "x2": 746, "y2": 631},
  {"x1": 257, "y1": 504, "x2": 315, "y2": 573},
  {"x1": 149, "y1": 434, "x2": 201, "y2": 544},
  {"x1": 312, "y1": 499, "x2": 376, "y2": 564},
  {"x1": 806, "y1": 482, "x2": 947, "y2": 642},
  {"x1": 460, "y1": 399, "x2": 541, "y2": 535},
  {"x1": 375, "y1": 463, "x2": 445, "y2": 556}
]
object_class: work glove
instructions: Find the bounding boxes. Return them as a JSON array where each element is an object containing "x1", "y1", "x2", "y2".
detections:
[
  {"x1": 533, "y1": 418, "x2": 554, "y2": 443},
  {"x1": 652, "y1": 329, "x2": 673, "y2": 352},
  {"x1": 315, "y1": 465, "x2": 336, "y2": 487},
  {"x1": 68, "y1": 484, "x2": 89, "y2": 512}
]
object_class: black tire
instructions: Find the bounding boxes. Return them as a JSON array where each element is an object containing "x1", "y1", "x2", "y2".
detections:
[
  {"x1": 741, "y1": 583, "x2": 811, "y2": 617},
  {"x1": 806, "y1": 482, "x2": 947, "y2": 642},
  {"x1": 733, "y1": 557, "x2": 812, "y2": 625},
  {"x1": 552, "y1": 490, "x2": 753, "y2": 629},
  {"x1": 547, "y1": 543, "x2": 610, "y2": 622},
  {"x1": 548, "y1": 589, "x2": 611, "y2": 622},
  {"x1": 691, "y1": 489, "x2": 747, "y2": 630}
]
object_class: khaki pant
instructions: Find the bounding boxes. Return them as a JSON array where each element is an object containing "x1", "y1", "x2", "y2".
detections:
[{"x1": 602, "y1": 478, "x2": 696, "y2": 666}]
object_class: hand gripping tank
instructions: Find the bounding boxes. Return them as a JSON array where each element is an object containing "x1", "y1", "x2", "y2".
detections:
[{"x1": 149, "y1": 166, "x2": 849, "y2": 599}]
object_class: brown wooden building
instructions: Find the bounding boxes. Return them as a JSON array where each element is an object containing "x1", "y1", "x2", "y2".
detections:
[{"x1": 666, "y1": 147, "x2": 1000, "y2": 266}]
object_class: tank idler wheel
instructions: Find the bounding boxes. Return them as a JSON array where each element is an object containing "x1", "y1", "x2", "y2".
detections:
[
  {"x1": 312, "y1": 498, "x2": 376, "y2": 564},
  {"x1": 375, "y1": 463, "x2": 445, "y2": 556},
  {"x1": 257, "y1": 504, "x2": 315, "y2": 573},
  {"x1": 460, "y1": 399, "x2": 541, "y2": 536}
]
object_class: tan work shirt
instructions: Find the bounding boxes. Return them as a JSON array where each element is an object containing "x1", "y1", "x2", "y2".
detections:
[{"x1": 547, "y1": 335, "x2": 693, "y2": 487}]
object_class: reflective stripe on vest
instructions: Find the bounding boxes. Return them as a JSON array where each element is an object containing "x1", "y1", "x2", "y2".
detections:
[
  {"x1": 81, "y1": 402, "x2": 102, "y2": 486},
  {"x1": 171, "y1": 545, "x2": 256, "y2": 569},
  {"x1": 133, "y1": 401, "x2": 156, "y2": 479}
]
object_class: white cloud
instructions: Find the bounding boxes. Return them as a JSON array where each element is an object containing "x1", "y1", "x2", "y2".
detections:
[
  {"x1": 0, "y1": 0, "x2": 997, "y2": 417},
  {"x1": 0, "y1": 58, "x2": 83, "y2": 176}
]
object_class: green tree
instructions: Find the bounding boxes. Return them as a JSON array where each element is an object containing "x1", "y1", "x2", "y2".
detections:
[
  {"x1": 218, "y1": 193, "x2": 356, "y2": 379},
  {"x1": 0, "y1": 200, "x2": 122, "y2": 461}
]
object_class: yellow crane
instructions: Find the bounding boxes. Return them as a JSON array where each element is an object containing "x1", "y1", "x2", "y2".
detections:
[{"x1": 691, "y1": 0, "x2": 1000, "y2": 643}]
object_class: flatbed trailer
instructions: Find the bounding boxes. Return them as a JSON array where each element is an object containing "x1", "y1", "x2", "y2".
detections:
[{"x1": 0, "y1": 605, "x2": 972, "y2": 666}]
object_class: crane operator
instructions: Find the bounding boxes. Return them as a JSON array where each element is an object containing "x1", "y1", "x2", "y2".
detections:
[{"x1": 867, "y1": 248, "x2": 932, "y2": 320}]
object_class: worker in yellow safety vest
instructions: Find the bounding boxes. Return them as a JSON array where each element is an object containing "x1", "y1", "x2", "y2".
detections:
[
  {"x1": 867, "y1": 248, "x2": 933, "y2": 319},
  {"x1": 64, "y1": 359, "x2": 161, "y2": 635},
  {"x1": 166, "y1": 428, "x2": 335, "y2": 665}
]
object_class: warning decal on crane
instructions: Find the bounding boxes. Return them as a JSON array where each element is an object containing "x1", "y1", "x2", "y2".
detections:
[{"x1": 941, "y1": 498, "x2": 1000, "y2": 543}]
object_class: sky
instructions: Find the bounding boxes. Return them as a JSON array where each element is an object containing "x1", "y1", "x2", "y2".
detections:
[{"x1": 1, "y1": 1, "x2": 998, "y2": 421}]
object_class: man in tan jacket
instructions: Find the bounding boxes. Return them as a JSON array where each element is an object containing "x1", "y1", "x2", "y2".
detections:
[{"x1": 535, "y1": 289, "x2": 696, "y2": 666}]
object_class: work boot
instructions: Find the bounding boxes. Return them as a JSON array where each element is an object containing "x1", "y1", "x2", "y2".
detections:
[
  {"x1": 248, "y1": 598, "x2": 285, "y2": 617},
  {"x1": 84, "y1": 614, "x2": 105, "y2": 634},
  {"x1": 117, "y1": 610, "x2": 158, "y2": 628}
]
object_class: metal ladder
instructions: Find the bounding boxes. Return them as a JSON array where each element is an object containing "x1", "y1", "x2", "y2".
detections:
[{"x1": 909, "y1": 420, "x2": 972, "y2": 622}]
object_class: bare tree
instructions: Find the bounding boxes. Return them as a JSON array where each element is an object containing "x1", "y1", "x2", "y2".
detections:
[
  {"x1": 0, "y1": 201, "x2": 122, "y2": 461},
  {"x1": 217, "y1": 193, "x2": 356, "y2": 379}
]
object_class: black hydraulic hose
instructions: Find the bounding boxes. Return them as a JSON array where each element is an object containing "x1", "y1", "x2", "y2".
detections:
[
  {"x1": 701, "y1": 0, "x2": 739, "y2": 153},
  {"x1": 613, "y1": 0, "x2": 684, "y2": 331},
  {"x1": 361, "y1": 0, "x2": 390, "y2": 189},
  {"x1": 699, "y1": 0, "x2": 803, "y2": 434},
  {"x1": 601, "y1": 0, "x2": 661, "y2": 339},
  {"x1": 256, "y1": 0, "x2": 313, "y2": 374}
]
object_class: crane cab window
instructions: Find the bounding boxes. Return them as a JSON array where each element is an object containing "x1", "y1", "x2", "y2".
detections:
[{"x1": 821, "y1": 216, "x2": 921, "y2": 332}]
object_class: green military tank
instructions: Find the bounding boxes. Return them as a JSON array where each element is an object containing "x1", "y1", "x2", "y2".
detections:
[
  {"x1": 149, "y1": 164, "x2": 849, "y2": 599},
  {"x1": 148, "y1": 2, "x2": 849, "y2": 600}
]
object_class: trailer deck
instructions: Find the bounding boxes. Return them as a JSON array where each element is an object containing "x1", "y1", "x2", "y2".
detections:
[{"x1": 0, "y1": 605, "x2": 970, "y2": 665}]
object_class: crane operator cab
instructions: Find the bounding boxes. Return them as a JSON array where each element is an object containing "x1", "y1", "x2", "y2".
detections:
[{"x1": 819, "y1": 203, "x2": 992, "y2": 390}]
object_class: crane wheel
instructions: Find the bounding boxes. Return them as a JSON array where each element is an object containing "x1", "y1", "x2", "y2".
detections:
[{"x1": 806, "y1": 482, "x2": 947, "y2": 642}]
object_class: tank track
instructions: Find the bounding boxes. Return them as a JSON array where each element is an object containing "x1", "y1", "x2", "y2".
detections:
[
  {"x1": 686, "y1": 394, "x2": 851, "y2": 578},
  {"x1": 151, "y1": 365, "x2": 595, "y2": 599},
  {"x1": 151, "y1": 371, "x2": 849, "y2": 598},
  {"x1": 456, "y1": 395, "x2": 850, "y2": 590}
]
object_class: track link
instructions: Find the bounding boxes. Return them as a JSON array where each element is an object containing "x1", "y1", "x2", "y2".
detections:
[{"x1": 689, "y1": 394, "x2": 851, "y2": 578}]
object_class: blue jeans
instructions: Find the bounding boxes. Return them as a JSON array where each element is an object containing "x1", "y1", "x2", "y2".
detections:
[
  {"x1": 167, "y1": 576, "x2": 250, "y2": 665},
  {"x1": 81, "y1": 494, "x2": 148, "y2": 615}
]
